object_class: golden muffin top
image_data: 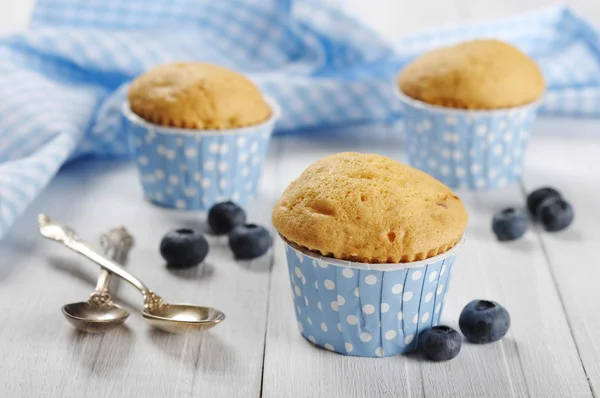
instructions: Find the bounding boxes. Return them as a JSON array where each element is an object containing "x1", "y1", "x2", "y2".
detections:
[
  {"x1": 398, "y1": 39, "x2": 545, "y2": 109},
  {"x1": 272, "y1": 152, "x2": 468, "y2": 263},
  {"x1": 127, "y1": 62, "x2": 272, "y2": 129}
]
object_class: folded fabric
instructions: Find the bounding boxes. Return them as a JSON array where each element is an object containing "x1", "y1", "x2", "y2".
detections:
[{"x1": 0, "y1": 1, "x2": 599, "y2": 239}]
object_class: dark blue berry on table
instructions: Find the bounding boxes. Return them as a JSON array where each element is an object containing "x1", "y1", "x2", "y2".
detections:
[
  {"x1": 208, "y1": 201, "x2": 247, "y2": 235},
  {"x1": 160, "y1": 229, "x2": 209, "y2": 268},
  {"x1": 527, "y1": 187, "x2": 562, "y2": 218},
  {"x1": 419, "y1": 326, "x2": 462, "y2": 361},
  {"x1": 459, "y1": 300, "x2": 511, "y2": 344},
  {"x1": 228, "y1": 224, "x2": 272, "y2": 260},
  {"x1": 492, "y1": 208, "x2": 528, "y2": 241},
  {"x1": 537, "y1": 196, "x2": 574, "y2": 232}
]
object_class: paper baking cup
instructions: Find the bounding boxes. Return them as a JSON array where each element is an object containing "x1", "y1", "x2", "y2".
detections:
[
  {"x1": 396, "y1": 89, "x2": 540, "y2": 190},
  {"x1": 283, "y1": 236, "x2": 464, "y2": 357},
  {"x1": 122, "y1": 97, "x2": 280, "y2": 210}
]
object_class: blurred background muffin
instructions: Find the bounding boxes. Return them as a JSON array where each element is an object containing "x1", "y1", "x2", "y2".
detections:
[
  {"x1": 396, "y1": 39, "x2": 545, "y2": 190},
  {"x1": 123, "y1": 62, "x2": 279, "y2": 210},
  {"x1": 399, "y1": 40, "x2": 544, "y2": 109}
]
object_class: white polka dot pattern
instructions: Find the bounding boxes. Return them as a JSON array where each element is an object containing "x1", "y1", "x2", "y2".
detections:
[
  {"x1": 286, "y1": 243, "x2": 457, "y2": 357},
  {"x1": 125, "y1": 102, "x2": 277, "y2": 210},
  {"x1": 400, "y1": 96, "x2": 540, "y2": 190}
]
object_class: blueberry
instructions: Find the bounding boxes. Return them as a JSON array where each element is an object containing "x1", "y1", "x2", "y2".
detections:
[
  {"x1": 419, "y1": 326, "x2": 462, "y2": 361},
  {"x1": 228, "y1": 224, "x2": 272, "y2": 260},
  {"x1": 459, "y1": 300, "x2": 510, "y2": 344},
  {"x1": 160, "y1": 228, "x2": 209, "y2": 268},
  {"x1": 208, "y1": 201, "x2": 246, "y2": 235},
  {"x1": 527, "y1": 187, "x2": 562, "y2": 218},
  {"x1": 492, "y1": 208, "x2": 528, "y2": 241},
  {"x1": 537, "y1": 196, "x2": 574, "y2": 232}
]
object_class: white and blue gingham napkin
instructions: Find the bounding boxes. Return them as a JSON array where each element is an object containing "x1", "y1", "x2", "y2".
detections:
[{"x1": 0, "y1": 1, "x2": 599, "y2": 239}]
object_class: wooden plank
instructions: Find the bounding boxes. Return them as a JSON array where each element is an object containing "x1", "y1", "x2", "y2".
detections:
[
  {"x1": 0, "y1": 159, "x2": 272, "y2": 397},
  {"x1": 262, "y1": 130, "x2": 421, "y2": 398},
  {"x1": 522, "y1": 117, "x2": 600, "y2": 396},
  {"x1": 261, "y1": 124, "x2": 591, "y2": 397},
  {"x1": 432, "y1": 186, "x2": 590, "y2": 398}
]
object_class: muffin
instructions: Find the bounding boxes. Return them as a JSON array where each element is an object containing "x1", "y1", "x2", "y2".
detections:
[
  {"x1": 122, "y1": 62, "x2": 280, "y2": 210},
  {"x1": 396, "y1": 39, "x2": 545, "y2": 190},
  {"x1": 273, "y1": 152, "x2": 468, "y2": 263},
  {"x1": 128, "y1": 62, "x2": 271, "y2": 129},
  {"x1": 398, "y1": 40, "x2": 544, "y2": 109},
  {"x1": 273, "y1": 152, "x2": 468, "y2": 357}
]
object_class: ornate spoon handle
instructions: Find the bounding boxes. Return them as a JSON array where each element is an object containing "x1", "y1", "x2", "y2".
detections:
[
  {"x1": 39, "y1": 214, "x2": 155, "y2": 300},
  {"x1": 89, "y1": 226, "x2": 135, "y2": 306}
]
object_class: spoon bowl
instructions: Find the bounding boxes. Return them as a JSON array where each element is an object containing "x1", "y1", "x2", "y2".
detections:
[
  {"x1": 142, "y1": 304, "x2": 226, "y2": 333},
  {"x1": 62, "y1": 302, "x2": 130, "y2": 333}
]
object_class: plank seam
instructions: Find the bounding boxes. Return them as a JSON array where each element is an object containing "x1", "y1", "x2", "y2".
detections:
[
  {"x1": 259, "y1": 137, "x2": 283, "y2": 398},
  {"x1": 258, "y1": 251, "x2": 275, "y2": 398},
  {"x1": 519, "y1": 180, "x2": 596, "y2": 398}
]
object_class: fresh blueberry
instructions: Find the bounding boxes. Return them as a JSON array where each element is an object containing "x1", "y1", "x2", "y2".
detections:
[
  {"x1": 160, "y1": 228, "x2": 209, "y2": 268},
  {"x1": 537, "y1": 196, "x2": 574, "y2": 232},
  {"x1": 208, "y1": 201, "x2": 246, "y2": 235},
  {"x1": 527, "y1": 187, "x2": 562, "y2": 218},
  {"x1": 228, "y1": 224, "x2": 272, "y2": 260},
  {"x1": 419, "y1": 326, "x2": 462, "y2": 361},
  {"x1": 459, "y1": 300, "x2": 511, "y2": 344},
  {"x1": 492, "y1": 208, "x2": 528, "y2": 241}
]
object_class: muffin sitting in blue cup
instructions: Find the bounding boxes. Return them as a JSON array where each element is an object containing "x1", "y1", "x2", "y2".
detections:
[
  {"x1": 273, "y1": 152, "x2": 468, "y2": 357},
  {"x1": 396, "y1": 40, "x2": 545, "y2": 190},
  {"x1": 123, "y1": 62, "x2": 280, "y2": 210}
]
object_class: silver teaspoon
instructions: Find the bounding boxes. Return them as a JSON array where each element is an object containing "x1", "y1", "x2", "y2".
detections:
[
  {"x1": 39, "y1": 214, "x2": 225, "y2": 333},
  {"x1": 62, "y1": 226, "x2": 134, "y2": 333}
]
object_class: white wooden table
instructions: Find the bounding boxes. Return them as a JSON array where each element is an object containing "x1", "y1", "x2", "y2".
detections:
[{"x1": 1, "y1": 1, "x2": 600, "y2": 397}]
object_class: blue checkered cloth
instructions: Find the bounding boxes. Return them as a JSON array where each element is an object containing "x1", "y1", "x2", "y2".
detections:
[{"x1": 0, "y1": 2, "x2": 598, "y2": 239}]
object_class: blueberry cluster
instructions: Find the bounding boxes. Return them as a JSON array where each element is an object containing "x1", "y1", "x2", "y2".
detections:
[
  {"x1": 159, "y1": 201, "x2": 272, "y2": 268},
  {"x1": 492, "y1": 186, "x2": 574, "y2": 241},
  {"x1": 527, "y1": 187, "x2": 574, "y2": 232},
  {"x1": 419, "y1": 300, "x2": 510, "y2": 361}
]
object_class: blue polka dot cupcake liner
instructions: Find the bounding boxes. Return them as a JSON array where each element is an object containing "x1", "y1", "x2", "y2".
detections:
[
  {"x1": 396, "y1": 89, "x2": 541, "y2": 190},
  {"x1": 122, "y1": 97, "x2": 280, "y2": 210},
  {"x1": 282, "y1": 236, "x2": 465, "y2": 357}
]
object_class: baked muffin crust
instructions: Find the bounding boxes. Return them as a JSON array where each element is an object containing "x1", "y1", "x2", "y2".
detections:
[
  {"x1": 272, "y1": 152, "x2": 468, "y2": 263},
  {"x1": 398, "y1": 40, "x2": 544, "y2": 109},
  {"x1": 128, "y1": 62, "x2": 271, "y2": 129}
]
